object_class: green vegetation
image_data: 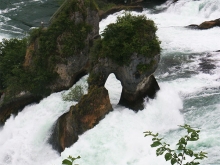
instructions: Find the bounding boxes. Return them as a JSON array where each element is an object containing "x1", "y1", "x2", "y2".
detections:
[
  {"x1": 29, "y1": 0, "x2": 93, "y2": 58},
  {"x1": 144, "y1": 124, "x2": 207, "y2": 165},
  {"x1": 95, "y1": 0, "x2": 116, "y2": 11},
  {"x1": 62, "y1": 85, "x2": 86, "y2": 102},
  {"x1": 0, "y1": 38, "x2": 27, "y2": 93},
  {"x1": 0, "y1": 0, "x2": 97, "y2": 100},
  {"x1": 0, "y1": 38, "x2": 56, "y2": 98},
  {"x1": 90, "y1": 13, "x2": 160, "y2": 66},
  {"x1": 62, "y1": 155, "x2": 80, "y2": 165},
  {"x1": 136, "y1": 60, "x2": 156, "y2": 73}
]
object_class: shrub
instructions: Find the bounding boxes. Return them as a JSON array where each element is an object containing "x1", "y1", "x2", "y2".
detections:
[
  {"x1": 91, "y1": 12, "x2": 160, "y2": 66},
  {"x1": 144, "y1": 124, "x2": 207, "y2": 165},
  {"x1": 62, "y1": 85, "x2": 86, "y2": 102},
  {"x1": 0, "y1": 38, "x2": 27, "y2": 93}
]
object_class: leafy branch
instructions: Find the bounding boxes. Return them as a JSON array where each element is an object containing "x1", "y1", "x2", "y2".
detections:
[
  {"x1": 62, "y1": 155, "x2": 80, "y2": 165},
  {"x1": 144, "y1": 124, "x2": 207, "y2": 165}
]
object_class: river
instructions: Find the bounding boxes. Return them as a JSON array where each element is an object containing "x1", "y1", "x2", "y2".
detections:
[{"x1": 0, "y1": 0, "x2": 220, "y2": 164}]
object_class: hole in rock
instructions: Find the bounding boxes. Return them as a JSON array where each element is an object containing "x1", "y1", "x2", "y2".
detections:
[{"x1": 104, "y1": 73, "x2": 122, "y2": 106}]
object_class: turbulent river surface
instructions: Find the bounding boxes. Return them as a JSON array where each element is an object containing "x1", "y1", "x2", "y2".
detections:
[{"x1": 0, "y1": 0, "x2": 220, "y2": 164}]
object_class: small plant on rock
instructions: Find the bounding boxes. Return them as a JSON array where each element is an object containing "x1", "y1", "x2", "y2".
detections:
[
  {"x1": 62, "y1": 85, "x2": 85, "y2": 102},
  {"x1": 144, "y1": 124, "x2": 207, "y2": 165}
]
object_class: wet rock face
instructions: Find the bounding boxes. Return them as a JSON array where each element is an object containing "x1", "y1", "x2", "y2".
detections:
[
  {"x1": 50, "y1": 8, "x2": 99, "y2": 92},
  {"x1": 49, "y1": 86, "x2": 112, "y2": 153},
  {"x1": 119, "y1": 75, "x2": 160, "y2": 110},
  {"x1": 49, "y1": 110, "x2": 78, "y2": 153}
]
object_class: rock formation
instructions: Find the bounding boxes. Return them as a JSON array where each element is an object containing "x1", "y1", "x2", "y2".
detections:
[
  {"x1": 0, "y1": 0, "x2": 161, "y2": 154},
  {"x1": 49, "y1": 13, "x2": 160, "y2": 153},
  {"x1": 89, "y1": 53, "x2": 160, "y2": 110},
  {"x1": 49, "y1": 86, "x2": 112, "y2": 152},
  {"x1": 0, "y1": 0, "x2": 99, "y2": 124},
  {"x1": 186, "y1": 18, "x2": 220, "y2": 30},
  {"x1": 24, "y1": 2, "x2": 99, "y2": 92}
]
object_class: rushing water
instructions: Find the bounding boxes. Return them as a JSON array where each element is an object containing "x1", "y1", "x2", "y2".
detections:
[{"x1": 0, "y1": 0, "x2": 220, "y2": 164}]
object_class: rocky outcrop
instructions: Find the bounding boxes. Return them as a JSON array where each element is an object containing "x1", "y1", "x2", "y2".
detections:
[
  {"x1": 119, "y1": 74, "x2": 159, "y2": 110},
  {"x1": 199, "y1": 18, "x2": 220, "y2": 29},
  {"x1": 49, "y1": 86, "x2": 112, "y2": 152},
  {"x1": 0, "y1": 0, "x2": 99, "y2": 123},
  {"x1": 24, "y1": 5, "x2": 99, "y2": 93},
  {"x1": 89, "y1": 52, "x2": 160, "y2": 111},
  {"x1": 49, "y1": 5, "x2": 161, "y2": 153},
  {"x1": 50, "y1": 9, "x2": 99, "y2": 92},
  {"x1": 186, "y1": 18, "x2": 220, "y2": 30}
]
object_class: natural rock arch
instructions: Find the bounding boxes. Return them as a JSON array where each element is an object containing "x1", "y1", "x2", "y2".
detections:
[
  {"x1": 88, "y1": 52, "x2": 160, "y2": 110},
  {"x1": 104, "y1": 73, "x2": 122, "y2": 105}
]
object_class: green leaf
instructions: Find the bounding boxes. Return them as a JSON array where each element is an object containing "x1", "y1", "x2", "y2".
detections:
[
  {"x1": 151, "y1": 141, "x2": 161, "y2": 147},
  {"x1": 177, "y1": 144, "x2": 184, "y2": 150},
  {"x1": 185, "y1": 149, "x2": 194, "y2": 157},
  {"x1": 156, "y1": 147, "x2": 166, "y2": 156},
  {"x1": 171, "y1": 158, "x2": 177, "y2": 165},
  {"x1": 178, "y1": 153, "x2": 183, "y2": 157},
  {"x1": 165, "y1": 153, "x2": 172, "y2": 161},
  {"x1": 62, "y1": 159, "x2": 72, "y2": 165}
]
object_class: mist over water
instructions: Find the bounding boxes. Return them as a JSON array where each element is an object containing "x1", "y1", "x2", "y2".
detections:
[{"x1": 1, "y1": 0, "x2": 220, "y2": 164}]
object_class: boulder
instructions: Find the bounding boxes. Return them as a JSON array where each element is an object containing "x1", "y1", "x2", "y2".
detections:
[
  {"x1": 198, "y1": 18, "x2": 220, "y2": 29},
  {"x1": 186, "y1": 18, "x2": 220, "y2": 30},
  {"x1": 49, "y1": 86, "x2": 112, "y2": 152}
]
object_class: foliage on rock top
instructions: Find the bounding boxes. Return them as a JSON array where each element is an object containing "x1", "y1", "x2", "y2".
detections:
[{"x1": 91, "y1": 13, "x2": 160, "y2": 66}]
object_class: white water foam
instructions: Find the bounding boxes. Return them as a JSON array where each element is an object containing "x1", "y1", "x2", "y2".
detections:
[
  {"x1": 47, "y1": 82, "x2": 184, "y2": 165},
  {"x1": 1, "y1": 0, "x2": 220, "y2": 164}
]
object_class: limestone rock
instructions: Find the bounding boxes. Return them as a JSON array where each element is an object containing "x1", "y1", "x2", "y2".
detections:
[
  {"x1": 119, "y1": 74, "x2": 159, "y2": 110},
  {"x1": 49, "y1": 110, "x2": 78, "y2": 153},
  {"x1": 89, "y1": 52, "x2": 160, "y2": 110},
  {"x1": 51, "y1": 8, "x2": 99, "y2": 92},
  {"x1": 49, "y1": 86, "x2": 112, "y2": 152}
]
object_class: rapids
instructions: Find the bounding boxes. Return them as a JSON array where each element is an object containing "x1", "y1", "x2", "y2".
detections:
[{"x1": 0, "y1": 0, "x2": 220, "y2": 164}]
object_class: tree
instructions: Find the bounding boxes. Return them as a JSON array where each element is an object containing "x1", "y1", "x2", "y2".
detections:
[{"x1": 144, "y1": 124, "x2": 207, "y2": 165}]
